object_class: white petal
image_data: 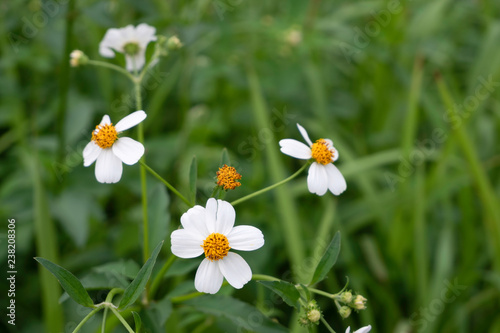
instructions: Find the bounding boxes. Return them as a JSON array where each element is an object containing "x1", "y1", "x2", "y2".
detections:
[
  {"x1": 115, "y1": 110, "x2": 147, "y2": 132},
  {"x1": 307, "y1": 163, "x2": 328, "y2": 196},
  {"x1": 195, "y1": 259, "x2": 224, "y2": 294},
  {"x1": 324, "y1": 139, "x2": 339, "y2": 162},
  {"x1": 325, "y1": 163, "x2": 346, "y2": 195},
  {"x1": 83, "y1": 141, "x2": 102, "y2": 167},
  {"x1": 297, "y1": 123, "x2": 313, "y2": 146},
  {"x1": 354, "y1": 326, "x2": 372, "y2": 333},
  {"x1": 214, "y1": 200, "x2": 235, "y2": 235},
  {"x1": 205, "y1": 198, "x2": 218, "y2": 234},
  {"x1": 134, "y1": 23, "x2": 157, "y2": 48},
  {"x1": 112, "y1": 137, "x2": 144, "y2": 165},
  {"x1": 95, "y1": 148, "x2": 123, "y2": 183},
  {"x1": 171, "y1": 229, "x2": 204, "y2": 258},
  {"x1": 100, "y1": 115, "x2": 111, "y2": 126},
  {"x1": 227, "y1": 226, "x2": 264, "y2": 251},
  {"x1": 180, "y1": 205, "x2": 209, "y2": 237},
  {"x1": 345, "y1": 328, "x2": 351, "y2": 333},
  {"x1": 99, "y1": 28, "x2": 124, "y2": 58},
  {"x1": 125, "y1": 53, "x2": 147, "y2": 72},
  {"x1": 279, "y1": 139, "x2": 312, "y2": 160},
  {"x1": 218, "y1": 252, "x2": 252, "y2": 289}
]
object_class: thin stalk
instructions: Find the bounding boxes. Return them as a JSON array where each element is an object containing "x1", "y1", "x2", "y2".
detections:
[
  {"x1": 72, "y1": 305, "x2": 105, "y2": 333},
  {"x1": 252, "y1": 274, "x2": 281, "y2": 282},
  {"x1": 102, "y1": 288, "x2": 124, "y2": 332},
  {"x1": 149, "y1": 255, "x2": 178, "y2": 299},
  {"x1": 231, "y1": 162, "x2": 310, "y2": 206},
  {"x1": 87, "y1": 60, "x2": 136, "y2": 82},
  {"x1": 109, "y1": 307, "x2": 135, "y2": 333},
  {"x1": 139, "y1": 160, "x2": 192, "y2": 207},
  {"x1": 320, "y1": 316, "x2": 336, "y2": 333}
]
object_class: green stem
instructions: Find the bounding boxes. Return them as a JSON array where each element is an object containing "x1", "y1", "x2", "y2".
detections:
[
  {"x1": 102, "y1": 288, "x2": 124, "y2": 333},
  {"x1": 307, "y1": 287, "x2": 334, "y2": 299},
  {"x1": 231, "y1": 162, "x2": 310, "y2": 206},
  {"x1": 170, "y1": 291, "x2": 205, "y2": 303},
  {"x1": 110, "y1": 307, "x2": 135, "y2": 333},
  {"x1": 149, "y1": 255, "x2": 178, "y2": 299},
  {"x1": 72, "y1": 305, "x2": 104, "y2": 333},
  {"x1": 252, "y1": 274, "x2": 281, "y2": 282},
  {"x1": 320, "y1": 316, "x2": 336, "y2": 333},
  {"x1": 87, "y1": 60, "x2": 136, "y2": 82},
  {"x1": 139, "y1": 160, "x2": 192, "y2": 207}
]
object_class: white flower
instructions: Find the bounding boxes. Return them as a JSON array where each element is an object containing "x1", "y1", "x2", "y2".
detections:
[
  {"x1": 346, "y1": 325, "x2": 372, "y2": 333},
  {"x1": 171, "y1": 198, "x2": 264, "y2": 294},
  {"x1": 279, "y1": 123, "x2": 346, "y2": 196},
  {"x1": 83, "y1": 111, "x2": 146, "y2": 184},
  {"x1": 99, "y1": 23, "x2": 157, "y2": 72}
]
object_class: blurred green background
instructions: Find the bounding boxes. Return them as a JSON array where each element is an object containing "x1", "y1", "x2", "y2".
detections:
[{"x1": 1, "y1": 0, "x2": 500, "y2": 332}]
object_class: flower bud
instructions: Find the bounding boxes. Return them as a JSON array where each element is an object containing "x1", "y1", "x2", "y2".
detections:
[
  {"x1": 167, "y1": 35, "x2": 183, "y2": 50},
  {"x1": 306, "y1": 309, "x2": 321, "y2": 323},
  {"x1": 339, "y1": 306, "x2": 351, "y2": 319},
  {"x1": 352, "y1": 295, "x2": 367, "y2": 310},
  {"x1": 340, "y1": 291, "x2": 353, "y2": 304},
  {"x1": 69, "y1": 50, "x2": 88, "y2": 67}
]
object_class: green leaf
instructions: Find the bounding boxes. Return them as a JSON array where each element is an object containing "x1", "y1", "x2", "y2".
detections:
[
  {"x1": 118, "y1": 241, "x2": 164, "y2": 309},
  {"x1": 132, "y1": 311, "x2": 142, "y2": 333},
  {"x1": 258, "y1": 280, "x2": 301, "y2": 309},
  {"x1": 309, "y1": 231, "x2": 341, "y2": 286},
  {"x1": 150, "y1": 296, "x2": 173, "y2": 326},
  {"x1": 35, "y1": 257, "x2": 94, "y2": 308},
  {"x1": 93, "y1": 259, "x2": 141, "y2": 279},
  {"x1": 189, "y1": 155, "x2": 197, "y2": 204},
  {"x1": 148, "y1": 185, "x2": 170, "y2": 257},
  {"x1": 299, "y1": 283, "x2": 312, "y2": 302},
  {"x1": 221, "y1": 148, "x2": 231, "y2": 166},
  {"x1": 185, "y1": 295, "x2": 287, "y2": 333}
]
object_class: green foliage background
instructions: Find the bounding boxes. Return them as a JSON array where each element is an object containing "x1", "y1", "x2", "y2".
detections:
[{"x1": 1, "y1": 0, "x2": 500, "y2": 332}]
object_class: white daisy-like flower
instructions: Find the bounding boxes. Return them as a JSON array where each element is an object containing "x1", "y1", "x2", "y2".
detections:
[
  {"x1": 99, "y1": 23, "x2": 157, "y2": 72},
  {"x1": 83, "y1": 111, "x2": 146, "y2": 184},
  {"x1": 171, "y1": 198, "x2": 264, "y2": 294},
  {"x1": 346, "y1": 325, "x2": 372, "y2": 333},
  {"x1": 279, "y1": 123, "x2": 347, "y2": 196}
]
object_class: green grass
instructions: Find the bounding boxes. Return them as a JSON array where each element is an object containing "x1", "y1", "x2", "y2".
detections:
[{"x1": 1, "y1": 0, "x2": 499, "y2": 332}]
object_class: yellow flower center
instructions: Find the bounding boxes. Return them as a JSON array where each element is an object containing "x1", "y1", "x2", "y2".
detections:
[
  {"x1": 216, "y1": 165, "x2": 242, "y2": 190},
  {"x1": 201, "y1": 233, "x2": 231, "y2": 261},
  {"x1": 311, "y1": 139, "x2": 334, "y2": 165},
  {"x1": 91, "y1": 124, "x2": 118, "y2": 149}
]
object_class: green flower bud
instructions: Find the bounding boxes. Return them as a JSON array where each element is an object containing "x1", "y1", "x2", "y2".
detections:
[
  {"x1": 352, "y1": 295, "x2": 367, "y2": 310},
  {"x1": 307, "y1": 309, "x2": 321, "y2": 323},
  {"x1": 69, "y1": 50, "x2": 88, "y2": 67},
  {"x1": 167, "y1": 35, "x2": 183, "y2": 50},
  {"x1": 340, "y1": 291, "x2": 353, "y2": 304},
  {"x1": 339, "y1": 306, "x2": 352, "y2": 319}
]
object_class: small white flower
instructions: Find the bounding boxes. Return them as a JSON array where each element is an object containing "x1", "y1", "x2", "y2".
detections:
[
  {"x1": 279, "y1": 123, "x2": 346, "y2": 196},
  {"x1": 83, "y1": 111, "x2": 146, "y2": 184},
  {"x1": 346, "y1": 325, "x2": 372, "y2": 333},
  {"x1": 171, "y1": 198, "x2": 264, "y2": 294},
  {"x1": 99, "y1": 23, "x2": 157, "y2": 72}
]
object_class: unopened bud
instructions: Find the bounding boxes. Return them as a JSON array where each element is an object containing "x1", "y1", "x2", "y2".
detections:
[
  {"x1": 167, "y1": 35, "x2": 183, "y2": 50},
  {"x1": 352, "y1": 295, "x2": 367, "y2": 310},
  {"x1": 340, "y1": 291, "x2": 353, "y2": 304},
  {"x1": 306, "y1": 309, "x2": 321, "y2": 323},
  {"x1": 69, "y1": 50, "x2": 88, "y2": 67},
  {"x1": 339, "y1": 306, "x2": 351, "y2": 319}
]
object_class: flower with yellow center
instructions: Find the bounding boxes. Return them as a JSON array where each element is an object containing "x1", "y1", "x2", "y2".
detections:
[
  {"x1": 216, "y1": 165, "x2": 242, "y2": 190},
  {"x1": 99, "y1": 23, "x2": 157, "y2": 72},
  {"x1": 279, "y1": 123, "x2": 346, "y2": 196},
  {"x1": 83, "y1": 111, "x2": 146, "y2": 184},
  {"x1": 171, "y1": 198, "x2": 264, "y2": 294}
]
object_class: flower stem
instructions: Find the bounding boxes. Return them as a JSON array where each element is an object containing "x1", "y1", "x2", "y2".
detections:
[
  {"x1": 109, "y1": 307, "x2": 135, "y2": 333},
  {"x1": 71, "y1": 305, "x2": 104, "y2": 333},
  {"x1": 86, "y1": 59, "x2": 136, "y2": 82},
  {"x1": 149, "y1": 255, "x2": 177, "y2": 299},
  {"x1": 320, "y1": 316, "x2": 336, "y2": 333},
  {"x1": 252, "y1": 274, "x2": 281, "y2": 282},
  {"x1": 231, "y1": 162, "x2": 310, "y2": 206},
  {"x1": 139, "y1": 161, "x2": 192, "y2": 207},
  {"x1": 102, "y1": 288, "x2": 124, "y2": 332}
]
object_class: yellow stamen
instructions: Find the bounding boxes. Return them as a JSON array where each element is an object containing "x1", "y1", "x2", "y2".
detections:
[
  {"x1": 216, "y1": 164, "x2": 242, "y2": 190},
  {"x1": 91, "y1": 123, "x2": 118, "y2": 149},
  {"x1": 311, "y1": 139, "x2": 334, "y2": 165},
  {"x1": 201, "y1": 233, "x2": 231, "y2": 261}
]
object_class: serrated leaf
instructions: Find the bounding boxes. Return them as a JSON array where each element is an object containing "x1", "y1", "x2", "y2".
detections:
[
  {"x1": 35, "y1": 257, "x2": 94, "y2": 308},
  {"x1": 221, "y1": 148, "x2": 231, "y2": 166},
  {"x1": 132, "y1": 311, "x2": 142, "y2": 333},
  {"x1": 148, "y1": 185, "x2": 170, "y2": 257},
  {"x1": 309, "y1": 231, "x2": 341, "y2": 286},
  {"x1": 118, "y1": 241, "x2": 164, "y2": 309},
  {"x1": 258, "y1": 280, "x2": 301, "y2": 309},
  {"x1": 189, "y1": 156, "x2": 197, "y2": 204},
  {"x1": 185, "y1": 295, "x2": 287, "y2": 333}
]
